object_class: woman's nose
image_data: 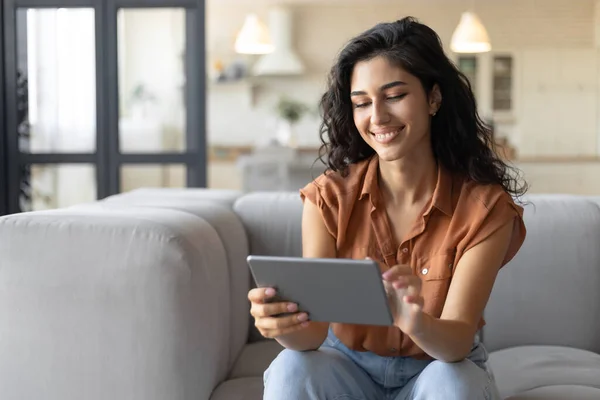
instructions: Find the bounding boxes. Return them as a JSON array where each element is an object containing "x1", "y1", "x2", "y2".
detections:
[{"x1": 370, "y1": 101, "x2": 390, "y2": 125}]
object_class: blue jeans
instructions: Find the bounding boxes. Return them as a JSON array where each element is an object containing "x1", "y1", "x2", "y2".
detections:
[{"x1": 264, "y1": 328, "x2": 500, "y2": 400}]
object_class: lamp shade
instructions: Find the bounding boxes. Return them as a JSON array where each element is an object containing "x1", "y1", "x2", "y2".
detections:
[
  {"x1": 450, "y1": 12, "x2": 491, "y2": 53},
  {"x1": 234, "y1": 14, "x2": 274, "y2": 55}
]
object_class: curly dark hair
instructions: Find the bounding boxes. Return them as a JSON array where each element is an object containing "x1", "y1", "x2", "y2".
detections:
[{"x1": 317, "y1": 16, "x2": 527, "y2": 198}]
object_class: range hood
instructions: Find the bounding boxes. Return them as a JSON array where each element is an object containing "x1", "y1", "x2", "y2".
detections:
[{"x1": 253, "y1": 7, "x2": 305, "y2": 76}]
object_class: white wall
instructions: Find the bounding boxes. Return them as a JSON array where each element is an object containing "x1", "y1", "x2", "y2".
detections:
[
  {"x1": 516, "y1": 162, "x2": 600, "y2": 195},
  {"x1": 516, "y1": 49, "x2": 598, "y2": 157}
]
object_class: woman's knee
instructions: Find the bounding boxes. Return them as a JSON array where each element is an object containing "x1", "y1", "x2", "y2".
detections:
[
  {"x1": 265, "y1": 349, "x2": 317, "y2": 383},
  {"x1": 412, "y1": 359, "x2": 497, "y2": 400},
  {"x1": 264, "y1": 348, "x2": 341, "y2": 387}
]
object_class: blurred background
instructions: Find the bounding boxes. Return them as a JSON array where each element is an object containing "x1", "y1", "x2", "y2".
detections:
[{"x1": 1, "y1": 0, "x2": 599, "y2": 214}]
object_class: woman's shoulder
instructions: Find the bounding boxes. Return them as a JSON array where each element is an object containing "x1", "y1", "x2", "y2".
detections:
[
  {"x1": 299, "y1": 158, "x2": 373, "y2": 240},
  {"x1": 453, "y1": 177, "x2": 527, "y2": 266},
  {"x1": 458, "y1": 178, "x2": 522, "y2": 212},
  {"x1": 301, "y1": 157, "x2": 372, "y2": 203}
]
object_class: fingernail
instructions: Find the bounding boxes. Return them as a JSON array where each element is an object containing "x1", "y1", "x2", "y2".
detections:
[
  {"x1": 301, "y1": 322, "x2": 310, "y2": 327},
  {"x1": 287, "y1": 303, "x2": 298, "y2": 312},
  {"x1": 382, "y1": 270, "x2": 391, "y2": 279},
  {"x1": 265, "y1": 288, "x2": 275, "y2": 296},
  {"x1": 297, "y1": 313, "x2": 308, "y2": 322}
]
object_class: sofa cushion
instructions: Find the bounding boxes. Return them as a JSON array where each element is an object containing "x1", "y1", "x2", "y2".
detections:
[
  {"x1": 74, "y1": 198, "x2": 250, "y2": 371},
  {"x1": 588, "y1": 196, "x2": 600, "y2": 208},
  {"x1": 210, "y1": 377, "x2": 263, "y2": 400},
  {"x1": 505, "y1": 385, "x2": 600, "y2": 400},
  {"x1": 484, "y1": 195, "x2": 600, "y2": 353},
  {"x1": 489, "y1": 345, "x2": 600, "y2": 400},
  {"x1": 0, "y1": 207, "x2": 231, "y2": 400},
  {"x1": 228, "y1": 341, "x2": 283, "y2": 379}
]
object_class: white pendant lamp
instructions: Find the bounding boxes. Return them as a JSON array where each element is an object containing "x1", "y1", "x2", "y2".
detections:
[
  {"x1": 450, "y1": 12, "x2": 491, "y2": 53},
  {"x1": 234, "y1": 14, "x2": 275, "y2": 55}
]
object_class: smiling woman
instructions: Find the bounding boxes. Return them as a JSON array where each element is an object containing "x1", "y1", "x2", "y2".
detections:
[
  {"x1": 253, "y1": 16, "x2": 529, "y2": 400},
  {"x1": 318, "y1": 17, "x2": 526, "y2": 201}
]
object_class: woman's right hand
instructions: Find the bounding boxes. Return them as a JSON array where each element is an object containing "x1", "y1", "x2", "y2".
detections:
[{"x1": 248, "y1": 287, "x2": 310, "y2": 339}]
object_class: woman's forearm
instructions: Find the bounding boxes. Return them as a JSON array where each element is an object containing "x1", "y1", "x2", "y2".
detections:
[{"x1": 408, "y1": 313, "x2": 476, "y2": 362}]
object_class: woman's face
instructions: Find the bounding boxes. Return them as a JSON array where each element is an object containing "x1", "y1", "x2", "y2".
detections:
[{"x1": 350, "y1": 56, "x2": 440, "y2": 163}]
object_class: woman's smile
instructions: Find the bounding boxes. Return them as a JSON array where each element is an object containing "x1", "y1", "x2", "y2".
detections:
[{"x1": 370, "y1": 126, "x2": 405, "y2": 144}]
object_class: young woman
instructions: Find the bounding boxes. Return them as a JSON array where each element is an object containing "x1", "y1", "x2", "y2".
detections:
[{"x1": 248, "y1": 16, "x2": 527, "y2": 400}]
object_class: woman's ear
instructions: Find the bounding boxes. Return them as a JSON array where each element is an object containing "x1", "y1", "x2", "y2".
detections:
[{"x1": 429, "y1": 84, "x2": 442, "y2": 116}]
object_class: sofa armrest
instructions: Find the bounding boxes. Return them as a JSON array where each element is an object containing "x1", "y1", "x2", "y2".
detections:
[
  {"x1": 89, "y1": 191, "x2": 251, "y2": 371},
  {"x1": 0, "y1": 207, "x2": 230, "y2": 400}
]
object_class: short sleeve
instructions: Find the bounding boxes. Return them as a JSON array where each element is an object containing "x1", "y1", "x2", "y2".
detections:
[
  {"x1": 462, "y1": 191, "x2": 526, "y2": 268},
  {"x1": 299, "y1": 178, "x2": 339, "y2": 240}
]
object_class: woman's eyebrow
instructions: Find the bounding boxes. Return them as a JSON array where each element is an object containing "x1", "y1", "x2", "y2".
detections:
[{"x1": 350, "y1": 81, "x2": 407, "y2": 97}]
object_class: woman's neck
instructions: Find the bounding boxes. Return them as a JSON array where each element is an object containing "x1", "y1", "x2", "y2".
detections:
[{"x1": 378, "y1": 151, "x2": 438, "y2": 208}]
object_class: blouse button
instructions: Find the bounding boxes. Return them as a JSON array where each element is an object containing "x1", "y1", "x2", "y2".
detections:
[
  {"x1": 401, "y1": 247, "x2": 408, "y2": 253},
  {"x1": 421, "y1": 268, "x2": 429, "y2": 275}
]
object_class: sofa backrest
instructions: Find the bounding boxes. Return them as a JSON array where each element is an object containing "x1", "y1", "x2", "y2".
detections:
[
  {"x1": 104, "y1": 188, "x2": 243, "y2": 208},
  {"x1": 234, "y1": 192, "x2": 304, "y2": 259},
  {"x1": 233, "y1": 192, "x2": 600, "y2": 353},
  {"x1": 233, "y1": 192, "x2": 304, "y2": 342},
  {"x1": 483, "y1": 195, "x2": 600, "y2": 353}
]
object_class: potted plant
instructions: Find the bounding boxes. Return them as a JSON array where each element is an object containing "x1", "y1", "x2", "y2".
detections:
[{"x1": 274, "y1": 96, "x2": 310, "y2": 147}]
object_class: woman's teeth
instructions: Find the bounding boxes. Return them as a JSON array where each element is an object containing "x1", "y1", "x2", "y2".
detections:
[
  {"x1": 375, "y1": 132, "x2": 397, "y2": 140},
  {"x1": 372, "y1": 128, "x2": 402, "y2": 143}
]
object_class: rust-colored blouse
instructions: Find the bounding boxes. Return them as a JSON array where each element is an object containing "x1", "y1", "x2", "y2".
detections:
[{"x1": 300, "y1": 155, "x2": 526, "y2": 359}]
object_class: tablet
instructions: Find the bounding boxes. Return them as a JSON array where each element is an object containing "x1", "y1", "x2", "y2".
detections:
[{"x1": 246, "y1": 255, "x2": 394, "y2": 326}]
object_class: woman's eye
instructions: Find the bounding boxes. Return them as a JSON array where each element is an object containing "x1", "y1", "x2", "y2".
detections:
[
  {"x1": 387, "y1": 94, "x2": 407, "y2": 101},
  {"x1": 353, "y1": 94, "x2": 405, "y2": 108}
]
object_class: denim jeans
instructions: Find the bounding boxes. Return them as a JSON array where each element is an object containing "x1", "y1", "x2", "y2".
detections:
[{"x1": 263, "y1": 328, "x2": 501, "y2": 400}]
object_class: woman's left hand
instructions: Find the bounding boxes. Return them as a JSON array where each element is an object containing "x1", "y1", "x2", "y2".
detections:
[{"x1": 382, "y1": 264, "x2": 425, "y2": 335}]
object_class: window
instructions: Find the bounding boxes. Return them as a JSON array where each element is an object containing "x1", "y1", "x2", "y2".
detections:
[
  {"x1": 1, "y1": 0, "x2": 206, "y2": 215},
  {"x1": 493, "y1": 56, "x2": 513, "y2": 111}
]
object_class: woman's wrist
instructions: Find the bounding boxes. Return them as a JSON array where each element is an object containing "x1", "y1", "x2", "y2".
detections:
[{"x1": 402, "y1": 310, "x2": 430, "y2": 338}]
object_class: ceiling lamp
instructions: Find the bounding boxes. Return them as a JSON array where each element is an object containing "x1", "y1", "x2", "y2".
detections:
[
  {"x1": 234, "y1": 14, "x2": 275, "y2": 55},
  {"x1": 450, "y1": 12, "x2": 491, "y2": 53}
]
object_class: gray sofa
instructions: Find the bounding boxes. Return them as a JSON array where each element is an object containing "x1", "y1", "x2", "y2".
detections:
[{"x1": 0, "y1": 188, "x2": 598, "y2": 399}]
